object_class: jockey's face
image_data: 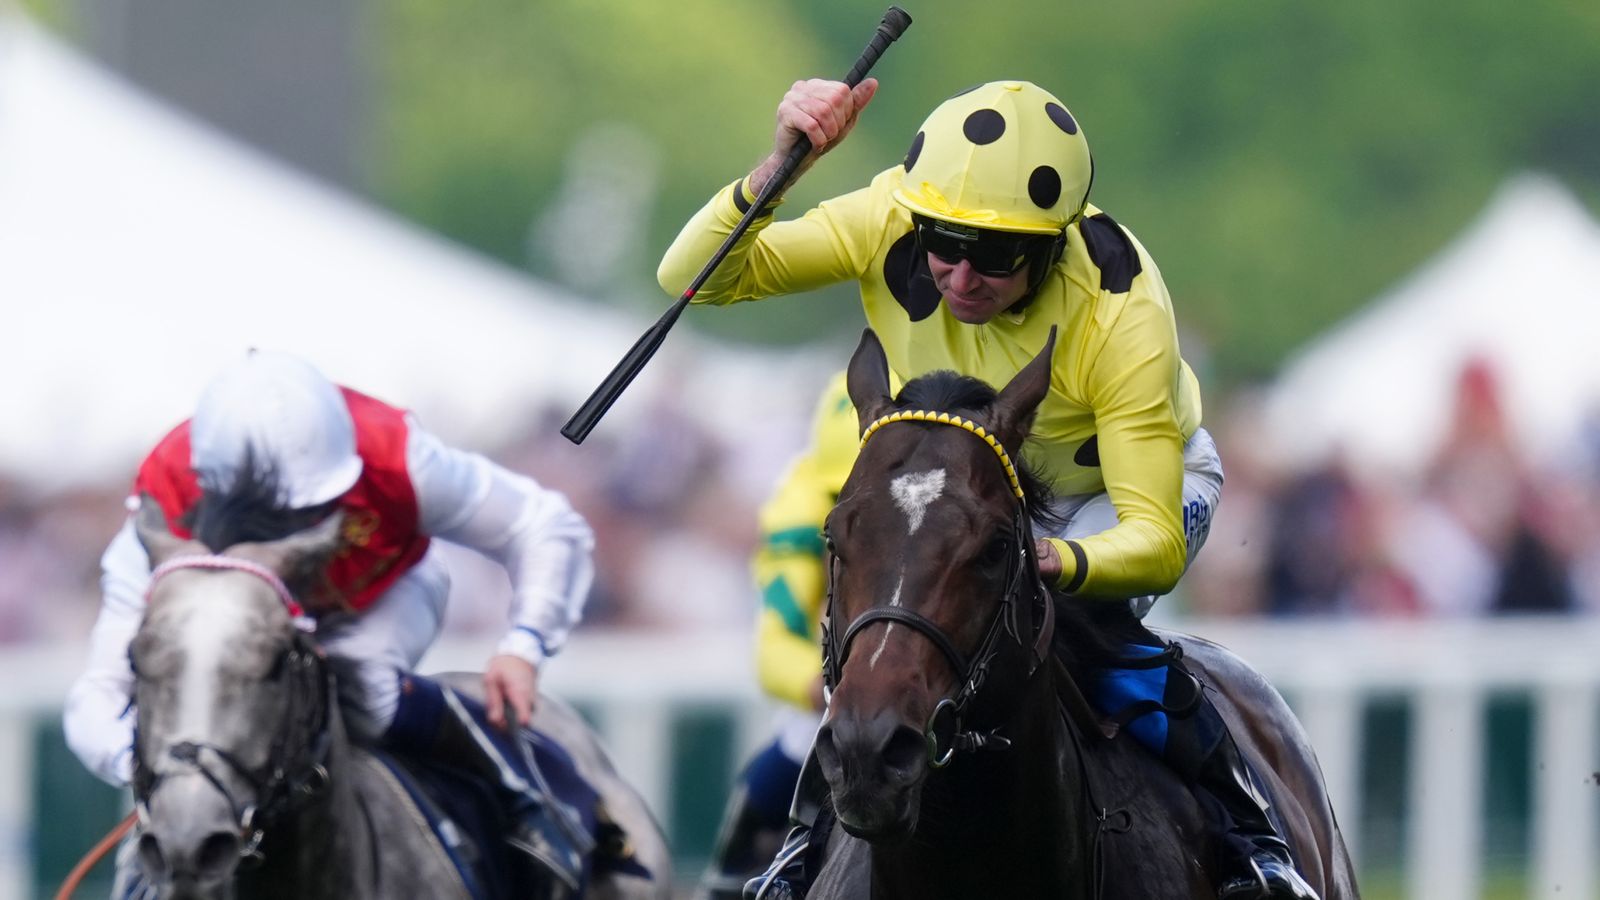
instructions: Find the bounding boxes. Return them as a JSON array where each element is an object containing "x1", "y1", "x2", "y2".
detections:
[{"x1": 927, "y1": 254, "x2": 1031, "y2": 324}]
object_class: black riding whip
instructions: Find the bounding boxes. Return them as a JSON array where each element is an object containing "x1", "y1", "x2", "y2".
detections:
[{"x1": 561, "y1": 6, "x2": 913, "y2": 444}]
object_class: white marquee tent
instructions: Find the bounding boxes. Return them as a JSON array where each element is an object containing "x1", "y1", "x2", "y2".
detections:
[
  {"x1": 0, "y1": 12, "x2": 826, "y2": 495},
  {"x1": 1264, "y1": 173, "x2": 1600, "y2": 481}
]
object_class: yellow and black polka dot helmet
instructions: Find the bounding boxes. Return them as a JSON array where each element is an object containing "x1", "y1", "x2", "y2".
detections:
[{"x1": 893, "y1": 81, "x2": 1092, "y2": 235}]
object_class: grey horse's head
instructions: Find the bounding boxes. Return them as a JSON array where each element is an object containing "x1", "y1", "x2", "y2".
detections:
[{"x1": 129, "y1": 500, "x2": 342, "y2": 899}]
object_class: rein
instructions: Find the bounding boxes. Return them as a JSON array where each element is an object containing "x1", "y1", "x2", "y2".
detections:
[
  {"x1": 824, "y1": 409, "x2": 1055, "y2": 767},
  {"x1": 134, "y1": 555, "x2": 335, "y2": 866}
]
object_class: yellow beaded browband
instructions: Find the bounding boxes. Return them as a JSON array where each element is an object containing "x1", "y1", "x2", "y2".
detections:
[{"x1": 860, "y1": 410, "x2": 1026, "y2": 500}]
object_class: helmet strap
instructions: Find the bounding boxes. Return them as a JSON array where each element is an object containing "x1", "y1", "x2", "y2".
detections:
[{"x1": 1011, "y1": 230, "x2": 1068, "y2": 313}]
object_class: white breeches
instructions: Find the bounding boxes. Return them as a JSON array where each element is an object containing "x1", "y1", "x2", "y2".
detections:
[{"x1": 1041, "y1": 427, "x2": 1225, "y2": 619}]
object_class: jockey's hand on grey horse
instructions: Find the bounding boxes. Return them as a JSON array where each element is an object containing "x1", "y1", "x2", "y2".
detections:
[
  {"x1": 484, "y1": 654, "x2": 539, "y2": 730},
  {"x1": 1034, "y1": 539, "x2": 1063, "y2": 585}
]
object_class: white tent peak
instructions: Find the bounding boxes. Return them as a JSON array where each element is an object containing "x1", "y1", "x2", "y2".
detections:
[{"x1": 1264, "y1": 172, "x2": 1600, "y2": 481}]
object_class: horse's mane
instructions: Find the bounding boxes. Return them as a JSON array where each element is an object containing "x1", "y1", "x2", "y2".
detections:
[
  {"x1": 893, "y1": 370, "x2": 1126, "y2": 672},
  {"x1": 892, "y1": 371, "x2": 1062, "y2": 529},
  {"x1": 182, "y1": 454, "x2": 339, "y2": 592}
]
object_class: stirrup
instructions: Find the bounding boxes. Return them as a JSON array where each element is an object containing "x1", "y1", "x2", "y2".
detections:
[
  {"x1": 742, "y1": 828, "x2": 810, "y2": 900},
  {"x1": 1216, "y1": 849, "x2": 1319, "y2": 900},
  {"x1": 507, "y1": 809, "x2": 586, "y2": 895}
]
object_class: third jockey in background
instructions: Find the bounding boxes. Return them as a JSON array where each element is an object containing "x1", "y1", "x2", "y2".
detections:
[{"x1": 697, "y1": 373, "x2": 857, "y2": 899}]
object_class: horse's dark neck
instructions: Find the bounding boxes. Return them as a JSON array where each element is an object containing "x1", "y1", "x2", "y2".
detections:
[
  {"x1": 870, "y1": 665, "x2": 1098, "y2": 900},
  {"x1": 237, "y1": 709, "x2": 372, "y2": 900}
]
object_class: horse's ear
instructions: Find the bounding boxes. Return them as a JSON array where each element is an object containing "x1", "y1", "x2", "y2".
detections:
[
  {"x1": 991, "y1": 327, "x2": 1057, "y2": 450},
  {"x1": 133, "y1": 495, "x2": 203, "y2": 566},
  {"x1": 228, "y1": 511, "x2": 345, "y2": 582},
  {"x1": 846, "y1": 329, "x2": 895, "y2": 433}
]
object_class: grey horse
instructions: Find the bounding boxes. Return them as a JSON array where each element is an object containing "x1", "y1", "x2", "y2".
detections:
[{"x1": 115, "y1": 503, "x2": 672, "y2": 900}]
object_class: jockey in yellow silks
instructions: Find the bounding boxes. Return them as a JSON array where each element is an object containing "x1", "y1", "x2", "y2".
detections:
[{"x1": 661, "y1": 79, "x2": 1316, "y2": 900}]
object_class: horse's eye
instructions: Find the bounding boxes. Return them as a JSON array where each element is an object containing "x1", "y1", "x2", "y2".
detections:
[
  {"x1": 977, "y1": 535, "x2": 1011, "y2": 568},
  {"x1": 265, "y1": 647, "x2": 291, "y2": 682},
  {"x1": 823, "y1": 531, "x2": 839, "y2": 558}
]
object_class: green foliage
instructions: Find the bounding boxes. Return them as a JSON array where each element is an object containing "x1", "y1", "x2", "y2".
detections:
[{"x1": 367, "y1": 0, "x2": 1599, "y2": 373}]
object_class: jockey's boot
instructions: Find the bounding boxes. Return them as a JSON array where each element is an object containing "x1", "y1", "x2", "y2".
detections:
[
  {"x1": 698, "y1": 741, "x2": 802, "y2": 900},
  {"x1": 742, "y1": 750, "x2": 829, "y2": 900},
  {"x1": 1199, "y1": 733, "x2": 1319, "y2": 900},
  {"x1": 385, "y1": 676, "x2": 588, "y2": 894}
]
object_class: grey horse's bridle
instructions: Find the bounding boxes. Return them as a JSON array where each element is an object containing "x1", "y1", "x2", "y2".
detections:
[{"x1": 132, "y1": 555, "x2": 335, "y2": 866}]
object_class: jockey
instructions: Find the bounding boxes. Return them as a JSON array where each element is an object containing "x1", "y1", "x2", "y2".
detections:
[
  {"x1": 658, "y1": 80, "x2": 1317, "y2": 900},
  {"x1": 697, "y1": 373, "x2": 856, "y2": 900},
  {"x1": 64, "y1": 350, "x2": 595, "y2": 884}
]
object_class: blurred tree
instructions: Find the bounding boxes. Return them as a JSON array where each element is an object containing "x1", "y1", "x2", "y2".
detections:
[
  {"x1": 371, "y1": 0, "x2": 1598, "y2": 369},
  {"x1": 22, "y1": 0, "x2": 1600, "y2": 370}
]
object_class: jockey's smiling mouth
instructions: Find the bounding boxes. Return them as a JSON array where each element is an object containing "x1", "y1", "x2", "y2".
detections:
[{"x1": 926, "y1": 255, "x2": 1030, "y2": 324}]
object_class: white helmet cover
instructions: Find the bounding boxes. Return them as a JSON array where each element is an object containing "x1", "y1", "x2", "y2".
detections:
[{"x1": 190, "y1": 351, "x2": 363, "y2": 508}]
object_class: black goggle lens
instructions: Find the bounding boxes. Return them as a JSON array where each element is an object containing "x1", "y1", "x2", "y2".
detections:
[{"x1": 913, "y1": 216, "x2": 1045, "y2": 278}]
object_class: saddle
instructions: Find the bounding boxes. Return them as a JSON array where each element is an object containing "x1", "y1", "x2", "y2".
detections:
[{"x1": 376, "y1": 727, "x2": 644, "y2": 900}]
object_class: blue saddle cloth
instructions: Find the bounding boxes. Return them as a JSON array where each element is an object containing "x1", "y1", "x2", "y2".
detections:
[{"x1": 377, "y1": 727, "x2": 604, "y2": 900}]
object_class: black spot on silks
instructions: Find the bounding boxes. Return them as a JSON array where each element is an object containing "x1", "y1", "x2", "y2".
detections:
[
  {"x1": 884, "y1": 230, "x2": 942, "y2": 322},
  {"x1": 1046, "y1": 102, "x2": 1078, "y2": 135},
  {"x1": 963, "y1": 109, "x2": 1006, "y2": 145},
  {"x1": 1074, "y1": 436, "x2": 1100, "y2": 467},
  {"x1": 1079, "y1": 213, "x2": 1142, "y2": 294},
  {"x1": 1028, "y1": 166, "x2": 1062, "y2": 209},
  {"x1": 904, "y1": 131, "x2": 925, "y2": 171}
]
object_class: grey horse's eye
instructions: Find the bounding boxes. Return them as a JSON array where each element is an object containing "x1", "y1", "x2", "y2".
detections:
[{"x1": 265, "y1": 647, "x2": 292, "y2": 682}]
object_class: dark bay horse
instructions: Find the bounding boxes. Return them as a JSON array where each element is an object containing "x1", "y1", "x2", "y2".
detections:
[
  {"x1": 118, "y1": 502, "x2": 672, "y2": 900},
  {"x1": 806, "y1": 329, "x2": 1357, "y2": 899}
]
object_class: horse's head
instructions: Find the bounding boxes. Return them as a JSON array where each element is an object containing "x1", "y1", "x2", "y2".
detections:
[
  {"x1": 816, "y1": 328, "x2": 1058, "y2": 842},
  {"x1": 128, "y1": 498, "x2": 342, "y2": 898}
]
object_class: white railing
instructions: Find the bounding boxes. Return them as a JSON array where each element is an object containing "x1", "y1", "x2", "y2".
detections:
[{"x1": 2, "y1": 618, "x2": 1596, "y2": 900}]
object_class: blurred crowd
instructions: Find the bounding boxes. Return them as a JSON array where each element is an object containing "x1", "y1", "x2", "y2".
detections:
[
  {"x1": 1185, "y1": 358, "x2": 1600, "y2": 619},
  {"x1": 3, "y1": 357, "x2": 1598, "y2": 650}
]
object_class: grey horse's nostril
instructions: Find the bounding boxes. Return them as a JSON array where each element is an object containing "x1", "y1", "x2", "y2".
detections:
[
  {"x1": 195, "y1": 830, "x2": 242, "y2": 875},
  {"x1": 137, "y1": 831, "x2": 167, "y2": 875}
]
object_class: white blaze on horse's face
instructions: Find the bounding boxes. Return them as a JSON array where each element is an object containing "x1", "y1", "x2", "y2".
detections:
[
  {"x1": 890, "y1": 469, "x2": 947, "y2": 535},
  {"x1": 872, "y1": 469, "x2": 945, "y2": 671},
  {"x1": 867, "y1": 577, "x2": 905, "y2": 670},
  {"x1": 153, "y1": 570, "x2": 278, "y2": 744},
  {"x1": 176, "y1": 592, "x2": 244, "y2": 733}
]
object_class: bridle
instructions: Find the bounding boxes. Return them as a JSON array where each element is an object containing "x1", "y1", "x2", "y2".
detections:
[
  {"x1": 822, "y1": 410, "x2": 1056, "y2": 767},
  {"x1": 133, "y1": 555, "x2": 335, "y2": 867}
]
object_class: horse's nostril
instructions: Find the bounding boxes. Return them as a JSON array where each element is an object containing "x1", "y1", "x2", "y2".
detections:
[
  {"x1": 881, "y1": 725, "x2": 927, "y2": 780},
  {"x1": 137, "y1": 832, "x2": 167, "y2": 875},
  {"x1": 195, "y1": 830, "x2": 241, "y2": 875},
  {"x1": 815, "y1": 723, "x2": 841, "y2": 773}
]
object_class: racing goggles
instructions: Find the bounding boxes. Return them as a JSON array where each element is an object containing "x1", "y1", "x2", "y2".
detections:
[{"x1": 912, "y1": 214, "x2": 1052, "y2": 278}]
